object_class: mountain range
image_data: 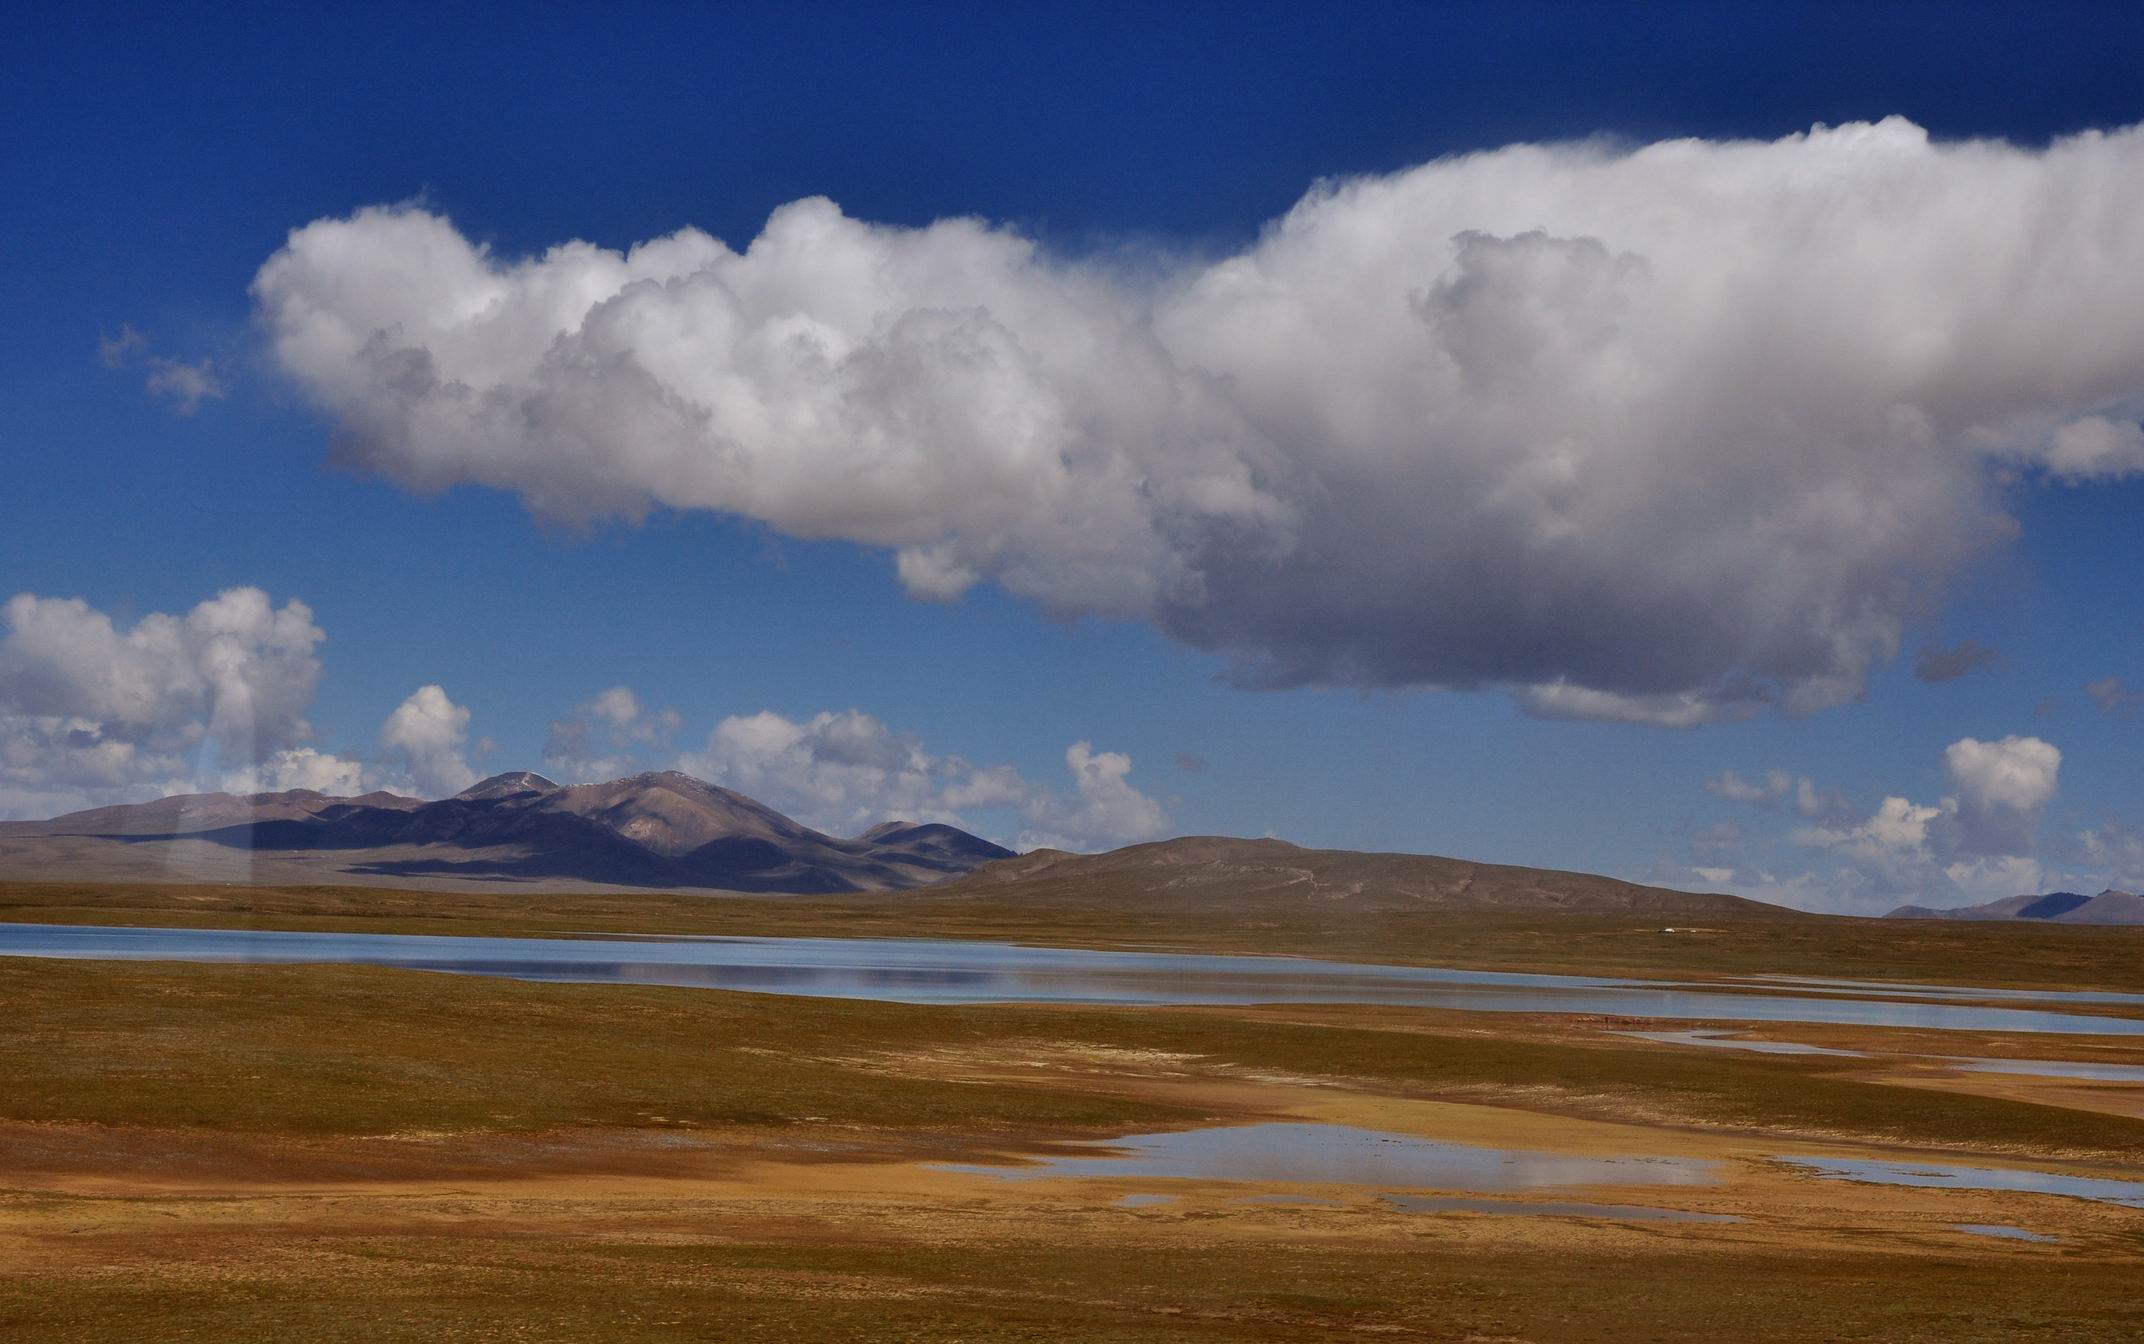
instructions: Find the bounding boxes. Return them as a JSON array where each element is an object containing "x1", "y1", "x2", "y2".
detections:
[
  {"x1": 0, "y1": 771, "x2": 1013, "y2": 893},
  {"x1": 0, "y1": 770, "x2": 1783, "y2": 914},
  {"x1": 1885, "y1": 889, "x2": 2144, "y2": 925}
]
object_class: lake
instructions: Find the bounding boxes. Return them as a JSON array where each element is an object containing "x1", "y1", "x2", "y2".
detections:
[{"x1": 5, "y1": 921, "x2": 2144, "y2": 1035}]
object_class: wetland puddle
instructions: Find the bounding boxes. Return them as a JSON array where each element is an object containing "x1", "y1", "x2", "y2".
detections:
[
  {"x1": 1934, "y1": 1056, "x2": 2144, "y2": 1083},
  {"x1": 934, "y1": 1122, "x2": 1717, "y2": 1191},
  {"x1": 1617, "y1": 1029, "x2": 1864, "y2": 1056},
  {"x1": 1384, "y1": 1194, "x2": 1739, "y2": 1223},
  {"x1": 7, "y1": 922, "x2": 2144, "y2": 1034},
  {"x1": 1625, "y1": 1028, "x2": 2144, "y2": 1082},
  {"x1": 1953, "y1": 1223, "x2": 2058, "y2": 1242},
  {"x1": 1778, "y1": 1156, "x2": 2144, "y2": 1208}
]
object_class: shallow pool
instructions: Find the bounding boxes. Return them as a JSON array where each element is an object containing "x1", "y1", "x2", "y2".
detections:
[
  {"x1": 934, "y1": 1122, "x2": 1717, "y2": 1191},
  {"x1": 1777, "y1": 1156, "x2": 2144, "y2": 1208},
  {"x1": 1384, "y1": 1194, "x2": 1739, "y2": 1223},
  {"x1": 1936, "y1": 1056, "x2": 2144, "y2": 1083},
  {"x1": 1952, "y1": 1223, "x2": 2058, "y2": 1242},
  {"x1": 1617, "y1": 1028, "x2": 1864, "y2": 1056}
]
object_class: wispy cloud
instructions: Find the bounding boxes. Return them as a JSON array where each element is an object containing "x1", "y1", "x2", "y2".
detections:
[{"x1": 98, "y1": 322, "x2": 227, "y2": 415}]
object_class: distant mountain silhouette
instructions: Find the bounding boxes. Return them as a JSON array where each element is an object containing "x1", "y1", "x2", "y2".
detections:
[
  {"x1": 0, "y1": 771, "x2": 1014, "y2": 893},
  {"x1": 1886, "y1": 888, "x2": 2144, "y2": 925}
]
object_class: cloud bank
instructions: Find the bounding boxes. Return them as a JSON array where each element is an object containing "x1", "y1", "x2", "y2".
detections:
[
  {"x1": 256, "y1": 118, "x2": 2144, "y2": 724},
  {"x1": 1791, "y1": 734, "x2": 2064, "y2": 904},
  {"x1": 0, "y1": 585, "x2": 1159, "y2": 845},
  {"x1": 0, "y1": 589, "x2": 498, "y2": 815},
  {"x1": 1692, "y1": 735, "x2": 2068, "y2": 912},
  {"x1": 0, "y1": 587, "x2": 337, "y2": 814},
  {"x1": 676, "y1": 706, "x2": 1166, "y2": 849}
]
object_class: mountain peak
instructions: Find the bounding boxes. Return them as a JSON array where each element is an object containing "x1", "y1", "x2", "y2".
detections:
[
  {"x1": 614, "y1": 769, "x2": 723, "y2": 794},
  {"x1": 456, "y1": 771, "x2": 560, "y2": 801}
]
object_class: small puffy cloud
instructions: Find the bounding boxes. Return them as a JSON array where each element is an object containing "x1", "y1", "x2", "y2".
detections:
[
  {"x1": 1944, "y1": 734, "x2": 2060, "y2": 854},
  {"x1": 2086, "y1": 677, "x2": 2143, "y2": 716},
  {"x1": 1913, "y1": 639, "x2": 1999, "y2": 684},
  {"x1": 1945, "y1": 735, "x2": 2060, "y2": 814},
  {"x1": 98, "y1": 323, "x2": 227, "y2": 415},
  {"x1": 1707, "y1": 768, "x2": 1794, "y2": 806},
  {"x1": 0, "y1": 586, "x2": 334, "y2": 817},
  {"x1": 1174, "y1": 752, "x2": 1207, "y2": 774},
  {"x1": 380, "y1": 685, "x2": 477, "y2": 797},
  {"x1": 142, "y1": 358, "x2": 227, "y2": 416},
  {"x1": 1705, "y1": 768, "x2": 1845, "y2": 820},
  {"x1": 677, "y1": 708, "x2": 1166, "y2": 849},
  {"x1": 2037, "y1": 415, "x2": 2144, "y2": 483},
  {"x1": 256, "y1": 119, "x2": 2144, "y2": 724}
]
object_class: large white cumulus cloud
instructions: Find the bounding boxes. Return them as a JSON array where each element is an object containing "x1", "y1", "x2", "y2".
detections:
[{"x1": 255, "y1": 119, "x2": 2144, "y2": 723}]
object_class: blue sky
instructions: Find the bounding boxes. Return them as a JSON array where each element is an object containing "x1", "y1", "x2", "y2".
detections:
[{"x1": 3, "y1": 3, "x2": 2141, "y2": 911}]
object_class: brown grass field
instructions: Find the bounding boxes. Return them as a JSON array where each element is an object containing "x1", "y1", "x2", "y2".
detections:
[{"x1": 3, "y1": 879, "x2": 2143, "y2": 1341}]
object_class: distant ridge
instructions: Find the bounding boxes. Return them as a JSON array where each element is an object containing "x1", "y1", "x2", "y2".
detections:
[
  {"x1": 0, "y1": 771, "x2": 1013, "y2": 894},
  {"x1": 1886, "y1": 888, "x2": 2144, "y2": 925},
  {"x1": 939, "y1": 835, "x2": 1778, "y2": 916}
]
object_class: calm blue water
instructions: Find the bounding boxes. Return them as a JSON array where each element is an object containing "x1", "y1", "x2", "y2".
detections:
[{"x1": 5, "y1": 921, "x2": 2144, "y2": 1034}]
